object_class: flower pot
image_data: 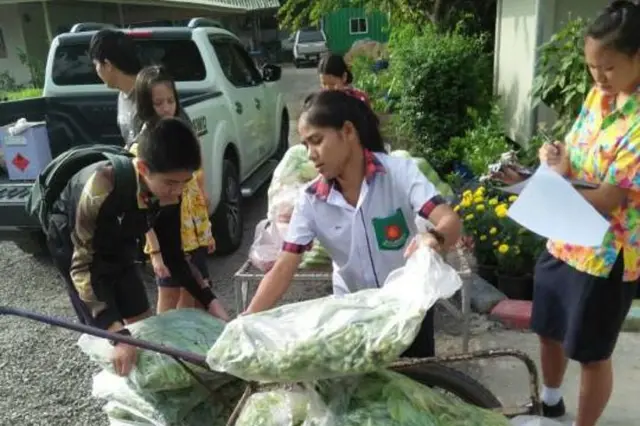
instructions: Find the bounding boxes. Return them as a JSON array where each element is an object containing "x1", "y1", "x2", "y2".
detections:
[
  {"x1": 497, "y1": 274, "x2": 533, "y2": 301},
  {"x1": 476, "y1": 264, "x2": 498, "y2": 286}
]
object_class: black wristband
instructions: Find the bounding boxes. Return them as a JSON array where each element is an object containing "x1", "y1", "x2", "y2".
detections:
[
  {"x1": 109, "y1": 328, "x2": 132, "y2": 346},
  {"x1": 427, "y1": 229, "x2": 446, "y2": 245}
]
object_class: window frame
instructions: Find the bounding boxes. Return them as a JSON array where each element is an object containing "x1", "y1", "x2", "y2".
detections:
[
  {"x1": 209, "y1": 36, "x2": 263, "y2": 89},
  {"x1": 349, "y1": 17, "x2": 369, "y2": 35}
]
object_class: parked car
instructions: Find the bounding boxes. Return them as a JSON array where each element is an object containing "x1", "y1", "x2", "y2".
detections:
[
  {"x1": 0, "y1": 18, "x2": 290, "y2": 257},
  {"x1": 293, "y1": 29, "x2": 328, "y2": 67}
]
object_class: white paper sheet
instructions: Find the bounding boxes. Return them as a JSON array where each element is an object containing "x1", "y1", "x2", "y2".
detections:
[{"x1": 507, "y1": 165, "x2": 610, "y2": 247}]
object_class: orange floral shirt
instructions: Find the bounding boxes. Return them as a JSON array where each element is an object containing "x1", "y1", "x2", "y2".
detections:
[{"x1": 547, "y1": 86, "x2": 640, "y2": 281}]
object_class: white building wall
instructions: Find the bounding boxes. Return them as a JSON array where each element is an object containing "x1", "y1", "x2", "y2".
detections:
[
  {"x1": 494, "y1": 0, "x2": 540, "y2": 144},
  {"x1": 0, "y1": 4, "x2": 32, "y2": 86}
]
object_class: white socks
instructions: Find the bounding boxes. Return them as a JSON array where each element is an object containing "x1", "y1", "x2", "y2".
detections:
[{"x1": 541, "y1": 385, "x2": 562, "y2": 406}]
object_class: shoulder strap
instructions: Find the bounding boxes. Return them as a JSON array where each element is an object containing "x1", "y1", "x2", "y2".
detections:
[{"x1": 104, "y1": 153, "x2": 137, "y2": 212}]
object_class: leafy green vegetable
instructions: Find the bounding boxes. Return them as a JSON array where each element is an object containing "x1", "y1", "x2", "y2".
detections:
[
  {"x1": 235, "y1": 388, "x2": 317, "y2": 426},
  {"x1": 235, "y1": 371, "x2": 511, "y2": 426},
  {"x1": 206, "y1": 289, "x2": 425, "y2": 382},
  {"x1": 79, "y1": 309, "x2": 228, "y2": 392}
]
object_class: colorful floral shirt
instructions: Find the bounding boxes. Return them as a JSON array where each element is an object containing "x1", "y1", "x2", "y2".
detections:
[{"x1": 547, "y1": 86, "x2": 640, "y2": 281}]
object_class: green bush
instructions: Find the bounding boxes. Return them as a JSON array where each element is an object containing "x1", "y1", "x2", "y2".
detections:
[
  {"x1": 449, "y1": 103, "x2": 512, "y2": 177},
  {"x1": 350, "y1": 55, "x2": 394, "y2": 114},
  {"x1": 1, "y1": 88, "x2": 42, "y2": 101},
  {"x1": 531, "y1": 17, "x2": 591, "y2": 138},
  {"x1": 389, "y1": 24, "x2": 493, "y2": 174}
]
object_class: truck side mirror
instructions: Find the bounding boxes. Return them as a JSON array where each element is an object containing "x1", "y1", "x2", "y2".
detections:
[{"x1": 262, "y1": 64, "x2": 282, "y2": 82}]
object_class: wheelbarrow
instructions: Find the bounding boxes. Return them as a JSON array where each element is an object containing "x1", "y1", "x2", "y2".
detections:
[{"x1": 0, "y1": 305, "x2": 542, "y2": 424}]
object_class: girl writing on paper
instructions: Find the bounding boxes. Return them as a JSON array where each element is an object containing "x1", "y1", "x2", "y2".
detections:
[
  {"x1": 244, "y1": 89, "x2": 462, "y2": 358},
  {"x1": 495, "y1": 3, "x2": 640, "y2": 425}
]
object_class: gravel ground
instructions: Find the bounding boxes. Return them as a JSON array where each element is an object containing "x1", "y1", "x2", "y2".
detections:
[{"x1": 0, "y1": 65, "x2": 498, "y2": 425}]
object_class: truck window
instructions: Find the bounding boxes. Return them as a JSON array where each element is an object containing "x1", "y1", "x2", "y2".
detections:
[
  {"x1": 297, "y1": 31, "x2": 325, "y2": 43},
  {"x1": 210, "y1": 39, "x2": 262, "y2": 88},
  {"x1": 51, "y1": 39, "x2": 206, "y2": 86}
]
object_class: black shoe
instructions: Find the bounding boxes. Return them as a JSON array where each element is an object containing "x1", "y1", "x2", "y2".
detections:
[{"x1": 542, "y1": 398, "x2": 566, "y2": 418}]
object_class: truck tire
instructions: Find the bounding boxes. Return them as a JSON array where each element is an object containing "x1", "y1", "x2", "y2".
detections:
[
  {"x1": 13, "y1": 231, "x2": 50, "y2": 260},
  {"x1": 211, "y1": 159, "x2": 243, "y2": 255}
]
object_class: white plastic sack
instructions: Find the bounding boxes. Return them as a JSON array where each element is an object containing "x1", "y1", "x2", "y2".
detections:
[
  {"x1": 206, "y1": 245, "x2": 462, "y2": 383},
  {"x1": 93, "y1": 371, "x2": 208, "y2": 426}
]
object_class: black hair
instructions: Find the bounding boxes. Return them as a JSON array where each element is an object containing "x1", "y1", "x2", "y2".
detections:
[
  {"x1": 586, "y1": 1, "x2": 640, "y2": 56},
  {"x1": 89, "y1": 29, "x2": 141, "y2": 75},
  {"x1": 300, "y1": 90, "x2": 385, "y2": 152},
  {"x1": 318, "y1": 53, "x2": 353, "y2": 85},
  {"x1": 137, "y1": 117, "x2": 201, "y2": 174},
  {"x1": 135, "y1": 65, "x2": 184, "y2": 124}
]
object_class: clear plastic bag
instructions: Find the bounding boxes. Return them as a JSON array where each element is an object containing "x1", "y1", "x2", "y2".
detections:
[
  {"x1": 78, "y1": 309, "x2": 228, "y2": 392},
  {"x1": 235, "y1": 386, "x2": 326, "y2": 426},
  {"x1": 313, "y1": 370, "x2": 511, "y2": 426},
  {"x1": 510, "y1": 416, "x2": 565, "y2": 426},
  {"x1": 234, "y1": 370, "x2": 510, "y2": 426},
  {"x1": 206, "y1": 246, "x2": 462, "y2": 382},
  {"x1": 94, "y1": 371, "x2": 208, "y2": 425},
  {"x1": 249, "y1": 219, "x2": 287, "y2": 272}
]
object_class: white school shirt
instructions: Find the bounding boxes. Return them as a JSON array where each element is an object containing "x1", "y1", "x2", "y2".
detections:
[{"x1": 283, "y1": 151, "x2": 445, "y2": 295}]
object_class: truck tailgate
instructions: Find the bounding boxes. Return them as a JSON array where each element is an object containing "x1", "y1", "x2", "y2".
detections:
[{"x1": 0, "y1": 181, "x2": 37, "y2": 229}]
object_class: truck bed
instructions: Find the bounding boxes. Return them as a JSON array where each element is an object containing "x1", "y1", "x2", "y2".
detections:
[{"x1": 0, "y1": 93, "x2": 121, "y2": 233}]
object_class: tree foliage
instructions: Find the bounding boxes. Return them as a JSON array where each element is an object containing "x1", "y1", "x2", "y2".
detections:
[{"x1": 277, "y1": 0, "x2": 496, "y2": 32}]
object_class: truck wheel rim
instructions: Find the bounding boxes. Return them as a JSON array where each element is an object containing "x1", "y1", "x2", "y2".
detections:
[{"x1": 225, "y1": 175, "x2": 240, "y2": 239}]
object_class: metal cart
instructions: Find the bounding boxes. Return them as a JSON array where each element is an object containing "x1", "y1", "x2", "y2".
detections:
[{"x1": 0, "y1": 305, "x2": 541, "y2": 424}]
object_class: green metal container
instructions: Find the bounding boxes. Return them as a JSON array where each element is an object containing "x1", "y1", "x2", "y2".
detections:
[{"x1": 322, "y1": 7, "x2": 389, "y2": 55}]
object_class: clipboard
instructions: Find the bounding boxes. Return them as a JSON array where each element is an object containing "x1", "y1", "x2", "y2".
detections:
[{"x1": 498, "y1": 175, "x2": 598, "y2": 195}]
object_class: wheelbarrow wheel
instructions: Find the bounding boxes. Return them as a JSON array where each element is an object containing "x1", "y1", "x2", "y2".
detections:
[{"x1": 396, "y1": 363, "x2": 502, "y2": 409}]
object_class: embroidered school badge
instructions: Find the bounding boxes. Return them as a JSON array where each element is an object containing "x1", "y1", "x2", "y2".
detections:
[{"x1": 372, "y1": 208, "x2": 410, "y2": 250}]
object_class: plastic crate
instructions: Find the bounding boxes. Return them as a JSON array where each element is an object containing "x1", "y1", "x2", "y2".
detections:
[{"x1": 0, "y1": 122, "x2": 51, "y2": 181}]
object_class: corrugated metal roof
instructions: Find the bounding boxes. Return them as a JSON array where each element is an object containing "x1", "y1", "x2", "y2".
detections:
[{"x1": 161, "y1": 0, "x2": 280, "y2": 10}]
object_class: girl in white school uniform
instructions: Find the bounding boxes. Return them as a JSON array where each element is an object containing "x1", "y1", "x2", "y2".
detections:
[{"x1": 244, "y1": 90, "x2": 462, "y2": 357}]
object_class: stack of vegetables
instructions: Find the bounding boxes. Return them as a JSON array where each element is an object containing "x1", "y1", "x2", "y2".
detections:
[
  {"x1": 235, "y1": 370, "x2": 511, "y2": 425},
  {"x1": 78, "y1": 309, "x2": 242, "y2": 426},
  {"x1": 208, "y1": 246, "x2": 462, "y2": 384}
]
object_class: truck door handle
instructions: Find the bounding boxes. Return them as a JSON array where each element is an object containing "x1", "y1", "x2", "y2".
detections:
[
  {"x1": 235, "y1": 102, "x2": 243, "y2": 114},
  {"x1": 254, "y1": 98, "x2": 261, "y2": 110}
]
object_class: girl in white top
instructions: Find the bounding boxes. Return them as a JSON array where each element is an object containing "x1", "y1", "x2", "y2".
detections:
[{"x1": 245, "y1": 90, "x2": 462, "y2": 357}]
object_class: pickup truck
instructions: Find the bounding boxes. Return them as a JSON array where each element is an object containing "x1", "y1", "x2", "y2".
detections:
[
  {"x1": 0, "y1": 19, "x2": 290, "y2": 257},
  {"x1": 293, "y1": 29, "x2": 329, "y2": 68}
]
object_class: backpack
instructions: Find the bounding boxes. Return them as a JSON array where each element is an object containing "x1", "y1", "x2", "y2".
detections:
[{"x1": 25, "y1": 144, "x2": 136, "y2": 235}]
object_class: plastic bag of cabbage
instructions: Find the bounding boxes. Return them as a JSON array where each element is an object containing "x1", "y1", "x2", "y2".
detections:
[
  {"x1": 98, "y1": 373, "x2": 246, "y2": 426},
  {"x1": 94, "y1": 371, "x2": 209, "y2": 425},
  {"x1": 78, "y1": 309, "x2": 228, "y2": 392},
  {"x1": 206, "y1": 246, "x2": 462, "y2": 382},
  {"x1": 234, "y1": 371, "x2": 510, "y2": 426}
]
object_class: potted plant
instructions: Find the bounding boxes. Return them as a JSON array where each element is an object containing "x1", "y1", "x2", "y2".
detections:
[{"x1": 490, "y1": 196, "x2": 546, "y2": 300}]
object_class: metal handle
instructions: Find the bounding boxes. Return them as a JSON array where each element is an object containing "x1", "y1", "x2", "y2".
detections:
[
  {"x1": 235, "y1": 101, "x2": 243, "y2": 114},
  {"x1": 0, "y1": 305, "x2": 208, "y2": 367},
  {"x1": 254, "y1": 98, "x2": 261, "y2": 110}
]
